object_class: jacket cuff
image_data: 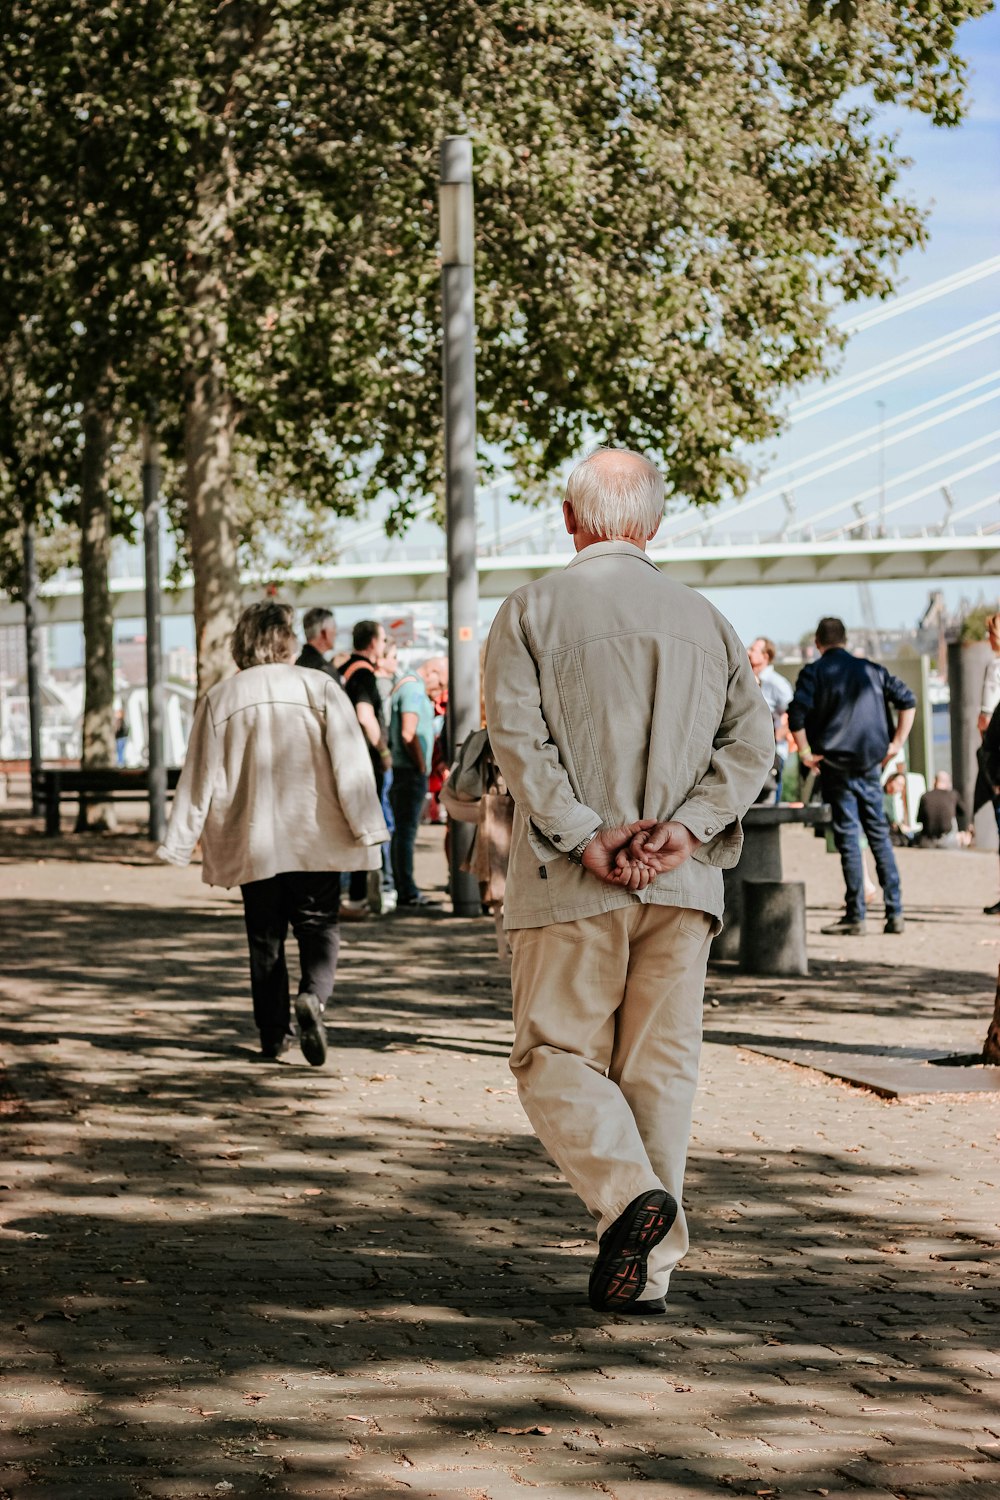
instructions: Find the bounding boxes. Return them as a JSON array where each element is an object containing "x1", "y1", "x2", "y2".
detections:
[
  {"x1": 526, "y1": 806, "x2": 603, "y2": 864},
  {"x1": 673, "y1": 804, "x2": 744, "y2": 870}
]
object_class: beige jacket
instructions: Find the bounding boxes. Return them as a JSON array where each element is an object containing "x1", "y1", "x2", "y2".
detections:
[
  {"x1": 483, "y1": 542, "x2": 774, "y2": 929},
  {"x1": 158, "y1": 664, "x2": 387, "y2": 888}
]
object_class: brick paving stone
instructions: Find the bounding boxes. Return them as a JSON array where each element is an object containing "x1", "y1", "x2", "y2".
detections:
[{"x1": 1, "y1": 818, "x2": 1000, "y2": 1496}]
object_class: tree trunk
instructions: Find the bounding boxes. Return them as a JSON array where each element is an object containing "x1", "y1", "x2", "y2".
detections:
[
  {"x1": 185, "y1": 361, "x2": 240, "y2": 697},
  {"x1": 77, "y1": 399, "x2": 117, "y2": 829},
  {"x1": 184, "y1": 158, "x2": 241, "y2": 698},
  {"x1": 984, "y1": 966, "x2": 1000, "y2": 1065}
]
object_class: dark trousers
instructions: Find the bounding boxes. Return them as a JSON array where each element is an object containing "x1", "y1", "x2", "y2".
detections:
[
  {"x1": 820, "y1": 763, "x2": 903, "y2": 922},
  {"x1": 389, "y1": 765, "x2": 428, "y2": 903},
  {"x1": 240, "y1": 871, "x2": 341, "y2": 1040}
]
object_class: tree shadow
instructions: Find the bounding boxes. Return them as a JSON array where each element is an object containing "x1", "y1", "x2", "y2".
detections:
[{"x1": 1, "y1": 892, "x2": 997, "y2": 1494}]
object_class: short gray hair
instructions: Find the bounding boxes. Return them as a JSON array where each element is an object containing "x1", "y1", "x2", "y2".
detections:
[
  {"x1": 302, "y1": 606, "x2": 334, "y2": 641},
  {"x1": 231, "y1": 601, "x2": 297, "y2": 670},
  {"x1": 565, "y1": 448, "x2": 664, "y2": 542}
]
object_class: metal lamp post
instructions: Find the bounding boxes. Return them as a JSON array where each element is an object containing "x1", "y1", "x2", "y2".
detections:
[
  {"x1": 142, "y1": 421, "x2": 167, "y2": 843},
  {"x1": 22, "y1": 505, "x2": 43, "y2": 812},
  {"x1": 440, "y1": 135, "x2": 481, "y2": 916}
]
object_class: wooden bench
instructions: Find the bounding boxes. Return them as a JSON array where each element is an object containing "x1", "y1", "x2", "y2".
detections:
[
  {"x1": 711, "y1": 802, "x2": 832, "y2": 965},
  {"x1": 32, "y1": 767, "x2": 182, "y2": 836}
]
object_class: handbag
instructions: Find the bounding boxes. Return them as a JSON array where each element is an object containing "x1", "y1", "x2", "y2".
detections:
[{"x1": 448, "y1": 727, "x2": 493, "y2": 801}]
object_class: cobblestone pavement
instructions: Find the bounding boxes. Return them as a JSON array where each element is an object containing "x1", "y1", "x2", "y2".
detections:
[{"x1": 1, "y1": 810, "x2": 998, "y2": 1499}]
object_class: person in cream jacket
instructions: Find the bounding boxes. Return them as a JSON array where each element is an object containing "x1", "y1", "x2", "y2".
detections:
[{"x1": 158, "y1": 600, "x2": 387, "y2": 1067}]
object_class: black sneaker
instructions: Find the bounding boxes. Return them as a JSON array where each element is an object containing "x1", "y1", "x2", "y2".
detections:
[
  {"x1": 608, "y1": 1295, "x2": 667, "y2": 1318},
  {"x1": 820, "y1": 917, "x2": 866, "y2": 936},
  {"x1": 294, "y1": 993, "x2": 328, "y2": 1068},
  {"x1": 259, "y1": 1031, "x2": 290, "y2": 1060},
  {"x1": 884, "y1": 915, "x2": 905, "y2": 935},
  {"x1": 984, "y1": 899, "x2": 1000, "y2": 916},
  {"x1": 588, "y1": 1189, "x2": 677, "y2": 1312}
]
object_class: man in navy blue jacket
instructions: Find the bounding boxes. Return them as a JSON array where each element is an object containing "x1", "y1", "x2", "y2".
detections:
[{"x1": 789, "y1": 617, "x2": 916, "y2": 936}]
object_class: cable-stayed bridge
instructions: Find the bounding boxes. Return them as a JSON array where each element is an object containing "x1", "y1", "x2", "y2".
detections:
[{"x1": 3, "y1": 257, "x2": 997, "y2": 626}]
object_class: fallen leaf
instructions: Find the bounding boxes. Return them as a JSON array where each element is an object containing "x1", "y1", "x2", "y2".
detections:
[
  {"x1": 497, "y1": 1424, "x2": 553, "y2": 1435},
  {"x1": 346, "y1": 1414, "x2": 371, "y2": 1423},
  {"x1": 303, "y1": 1188, "x2": 323, "y2": 1196}
]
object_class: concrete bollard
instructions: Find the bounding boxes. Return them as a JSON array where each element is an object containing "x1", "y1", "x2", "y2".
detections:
[{"x1": 739, "y1": 879, "x2": 808, "y2": 977}]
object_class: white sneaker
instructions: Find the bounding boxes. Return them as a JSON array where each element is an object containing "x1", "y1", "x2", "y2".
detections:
[{"x1": 380, "y1": 888, "x2": 398, "y2": 914}]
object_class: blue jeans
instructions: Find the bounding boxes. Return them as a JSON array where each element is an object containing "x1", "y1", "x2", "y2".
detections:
[
  {"x1": 381, "y1": 767, "x2": 395, "y2": 889},
  {"x1": 820, "y1": 763, "x2": 903, "y2": 921},
  {"x1": 389, "y1": 766, "x2": 428, "y2": 904}
]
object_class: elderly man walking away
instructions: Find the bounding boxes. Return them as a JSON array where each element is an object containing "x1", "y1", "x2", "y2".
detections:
[
  {"x1": 484, "y1": 448, "x2": 773, "y2": 1317},
  {"x1": 296, "y1": 607, "x2": 341, "y2": 684},
  {"x1": 788, "y1": 616, "x2": 915, "y2": 936},
  {"x1": 158, "y1": 602, "x2": 387, "y2": 1066},
  {"x1": 388, "y1": 657, "x2": 448, "y2": 909}
]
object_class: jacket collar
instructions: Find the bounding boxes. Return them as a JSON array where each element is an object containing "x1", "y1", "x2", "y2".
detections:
[{"x1": 565, "y1": 540, "x2": 660, "y2": 571}]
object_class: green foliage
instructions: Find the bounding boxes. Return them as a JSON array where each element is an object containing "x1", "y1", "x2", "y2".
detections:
[
  {"x1": 0, "y1": 0, "x2": 993, "y2": 552},
  {"x1": 959, "y1": 603, "x2": 1000, "y2": 642}
]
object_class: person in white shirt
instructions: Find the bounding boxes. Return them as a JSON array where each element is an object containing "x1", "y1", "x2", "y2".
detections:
[{"x1": 748, "y1": 636, "x2": 793, "y2": 802}]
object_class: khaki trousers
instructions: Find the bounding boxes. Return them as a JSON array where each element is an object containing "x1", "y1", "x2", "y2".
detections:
[{"x1": 508, "y1": 903, "x2": 712, "y2": 1298}]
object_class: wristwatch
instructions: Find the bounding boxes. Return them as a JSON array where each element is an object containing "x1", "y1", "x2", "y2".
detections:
[{"x1": 566, "y1": 830, "x2": 600, "y2": 865}]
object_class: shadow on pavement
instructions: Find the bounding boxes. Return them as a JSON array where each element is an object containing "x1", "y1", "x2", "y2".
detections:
[{"x1": 2, "y1": 895, "x2": 997, "y2": 1495}]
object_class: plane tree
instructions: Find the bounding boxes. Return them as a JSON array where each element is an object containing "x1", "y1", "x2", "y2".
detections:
[{"x1": 0, "y1": 0, "x2": 991, "y2": 690}]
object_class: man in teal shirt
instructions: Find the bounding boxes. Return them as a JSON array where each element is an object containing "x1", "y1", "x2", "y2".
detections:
[{"x1": 389, "y1": 657, "x2": 447, "y2": 907}]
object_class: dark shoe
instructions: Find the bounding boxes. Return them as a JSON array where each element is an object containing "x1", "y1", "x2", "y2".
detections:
[
  {"x1": 396, "y1": 892, "x2": 441, "y2": 909},
  {"x1": 294, "y1": 993, "x2": 327, "y2": 1068},
  {"x1": 884, "y1": 915, "x2": 905, "y2": 935},
  {"x1": 820, "y1": 917, "x2": 866, "y2": 936},
  {"x1": 259, "y1": 1031, "x2": 290, "y2": 1060},
  {"x1": 984, "y1": 899, "x2": 1000, "y2": 916},
  {"x1": 607, "y1": 1295, "x2": 667, "y2": 1318},
  {"x1": 588, "y1": 1189, "x2": 677, "y2": 1312}
]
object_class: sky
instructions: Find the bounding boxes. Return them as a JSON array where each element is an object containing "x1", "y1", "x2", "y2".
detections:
[{"x1": 695, "y1": 5, "x2": 1000, "y2": 641}]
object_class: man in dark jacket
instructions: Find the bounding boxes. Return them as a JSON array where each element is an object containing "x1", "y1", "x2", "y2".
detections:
[
  {"x1": 789, "y1": 617, "x2": 916, "y2": 936},
  {"x1": 296, "y1": 607, "x2": 341, "y2": 684}
]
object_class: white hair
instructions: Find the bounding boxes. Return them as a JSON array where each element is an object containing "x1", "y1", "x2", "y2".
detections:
[{"x1": 565, "y1": 447, "x2": 664, "y2": 541}]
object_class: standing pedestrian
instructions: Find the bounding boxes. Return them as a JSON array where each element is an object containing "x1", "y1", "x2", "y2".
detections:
[
  {"x1": 788, "y1": 617, "x2": 915, "y2": 936},
  {"x1": 158, "y1": 601, "x2": 387, "y2": 1066},
  {"x1": 296, "y1": 607, "x2": 341, "y2": 684},
  {"x1": 748, "y1": 636, "x2": 793, "y2": 801},
  {"x1": 975, "y1": 616, "x2": 1000, "y2": 914},
  {"x1": 340, "y1": 620, "x2": 395, "y2": 916},
  {"x1": 977, "y1": 700, "x2": 1000, "y2": 914},
  {"x1": 388, "y1": 657, "x2": 448, "y2": 908},
  {"x1": 484, "y1": 447, "x2": 773, "y2": 1316}
]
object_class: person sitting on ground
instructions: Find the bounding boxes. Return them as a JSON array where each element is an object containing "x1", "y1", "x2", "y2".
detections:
[
  {"x1": 158, "y1": 601, "x2": 387, "y2": 1067},
  {"x1": 882, "y1": 769, "x2": 918, "y2": 846},
  {"x1": 915, "y1": 771, "x2": 966, "y2": 850}
]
